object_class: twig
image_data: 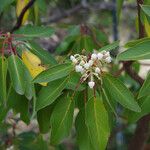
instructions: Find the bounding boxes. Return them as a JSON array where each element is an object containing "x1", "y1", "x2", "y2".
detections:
[
  {"x1": 42, "y1": 2, "x2": 136, "y2": 24},
  {"x1": 127, "y1": 1, "x2": 150, "y2": 150},
  {"x1": 11, "y1": 0, "x2": 36, "y2": 32},
  {"x1": 123, "y1": 61, "x2": 144, "y2": 86}
]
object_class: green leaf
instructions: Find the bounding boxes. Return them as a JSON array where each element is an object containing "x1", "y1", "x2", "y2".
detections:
[
  {"x1": 75, "y1": 109, "x2": 93, "y2": 150},
  {"x1": 117, "y1": 0, "x2": 124, "y2": 19},
  {"x1": 36, "y1": 77, "x2": 68, "y2": 111},
  {"x1": 125, "y1": 38, "x2": 150, "y2": 48},
  {"x1": 50, "y1": 94, "x2": 74, "y2": 144},
  {"x1": 128, "y1": 95, "x2": 150, "y2": 123},
  {"x1": 80, "y1": 35, "x2": 96, "y2": 52},
  {"x1": 117, "y1": 40, "x2": 150, "y2": 60},
  {"x1": 98, "y1": 41, "x2": 119, "y2": 52},
  {"x1": 27, "y1": 41, "x2": 57, "y2": 65},
  {"x1": 85, "y1": 98, "x2": 110, "y2": 150},
  {"x1": 33, "y1": 63, "x2": 73, "y2": 83},
  {"x1": 0, "y1": 0, "x2": 14, "y2": 14},
  {"x1": 7, "y1": 87, "x2": 29, "y2": 124},
  {"x1": 138, "y1": 72, "x2": 150, "y2": 98},
  {"x1": 24, "y1": 68, "x2": 33, "y2": 100},
  {"x1": 102, "y1": 73, "x2": 141, "y2": 112},
  {"x1": 8, "y1": 55, "x2": 26, "y2": 95},
  {"x1": 37, "y1": 104, "x2": 54, "y2": 133},
  {"x1": 141, "y1": 5, "x2": 150, "y2": 17},
  {"x1": 56, "y1": 35, "x2": 78, "y2": 54},
  {"x1": 0, "y1": 57, "x2": 8, "y2": 103},
  {"x1": 66, "y1": 72, "x2": 85, "y2": 91},
  {"x1": 14, "y1": 25, "x2": 54, "y2": 38}
]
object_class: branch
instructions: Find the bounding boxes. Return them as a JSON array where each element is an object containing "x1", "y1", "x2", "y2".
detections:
[
  {"x1": 127, "y1": 1, "x2": 150, "y2": 150},
  {"x1": 11, "y1": 0, "x2": 36, "y2": 32},
  {"x1": 42, "y1": 2, "x2": 136, "y2": 24},
  {"x1": 123, "y1": 61, "x2": 144, "y2": 86}
]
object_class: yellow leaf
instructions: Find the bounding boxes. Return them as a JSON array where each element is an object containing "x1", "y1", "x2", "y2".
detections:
[
  {"x1": 22, "y1": 50, "x2": 47, "y2": 86},
  {"x1": 144, "y1": 17, "x2": 150, "y2": 37},
  {"x1": 16, "y1": 0, "x2": 30, "y2": 25}
]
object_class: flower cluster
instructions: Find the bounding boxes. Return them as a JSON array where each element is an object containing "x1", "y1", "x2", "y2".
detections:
[{"x1": 70, "y1": 51, "x2": 112, "y2": 89}]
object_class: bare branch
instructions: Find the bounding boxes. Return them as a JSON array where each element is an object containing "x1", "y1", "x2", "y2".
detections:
[
  {"x1": 11, "y1": 0, "x2": 36, "y2": 32},
  {"x1": 42, "y1": 2, "x2": 136, "y2": 24}
]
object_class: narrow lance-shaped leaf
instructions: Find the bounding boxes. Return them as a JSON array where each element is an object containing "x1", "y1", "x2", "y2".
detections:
[
  {"x1": 33, "y1": 63, "x2": 73, "y2": 83},
  {"x1": 75, "y1": 109, "x2": 93, "y2": 150},
  {"x1": 138, "y1": 72, "x2": 150, "y2": 98},
  {"x1": 7, "y1": 86, "x2": 29, "y2": 124},
  {"x1": 36, "y1": 77, "x2": 68, "y2": 111},
  {"x1": 117, "y1": 0, "x2": 124, "y2": 19},
  {"x1": 85, "y1": 98, "x2": 110, "y2": 150},
  {"x1": 98, "y1": 41, "x2": 119, "y2": 52},
  {"x1": 27, "y1": 41, "x2": 57, "y2": 65},
  {"x1": 141, "y1": 5, "x2": 150, "y2": 17},
  {"x1": 8, "y1": 55, "x2": 26, "y2": 95},
  {"x1": 117, "y1": 40, "x2": 150, "y2": 60},
  {"x1": 37, "y1": 104, "x2": 54, "y2": 133},
  {"x1": 102, "y1": 73, "x2": 141, "y2": 112},
  {"x1": 0, "y1": 57, "x2": 8, "y2": 103},
  {"x1": 14, "y1": 25, "x2": 55, "y2": 38},
  {"x1": 50, "y1": 94, "x2": 74, "y2": 145},
  {"x1": 128, "y1": 95, "x2": 150, "y2": 123}
]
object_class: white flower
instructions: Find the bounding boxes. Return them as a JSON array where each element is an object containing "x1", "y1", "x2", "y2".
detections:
[
  {"x1": 104, "y1": 51, "x2": 110, "y2": 57},
  {"x1": 97, "y1": 53, "x2": 103, "y2": 60},
  {"x1": 70, "y1": 55, "x2": 75, "y2": 61},
  {"x1": 84, "y1": 63, "x2": 90, "y2": 69},
  {"x1": 75, "y1": 65, "x2": 84, "y2": 72},
  {"x1": 91, "y1": 53, "x2": 97, "y2": 60},
  {"x1": 102, "y1": 50, "x2": 107, "y2": 54},
  {"x1": 95, "y1": 67, "x2": 100, "y2": 73},
  {"x1": 70, "y1": 55, "x2": 78, "y2": 64},
  {"x1": 88, "y1": 60, "x2": 94, "y2": 66},
  {"x1": 72, "y1": 58, "x2": 78, "y2": 64},
  {"x1": 105, "y1": 57, "x2": 112, "y2": 63},
  {"x1": 80, "y1": 60, "x2": 85, "y2": 65},
  {"x1": 88, "y1": 81, "x2": 95, "y2": 89}
]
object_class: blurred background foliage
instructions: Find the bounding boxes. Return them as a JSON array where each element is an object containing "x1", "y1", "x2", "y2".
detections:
[{"x1": 0, "y1": 0, "x2": 150, "y2": 150}]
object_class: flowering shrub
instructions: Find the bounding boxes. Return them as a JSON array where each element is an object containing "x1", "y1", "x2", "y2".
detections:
[{"x1": 0, "y1": 0, "x2": 150, "y2": 150}]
